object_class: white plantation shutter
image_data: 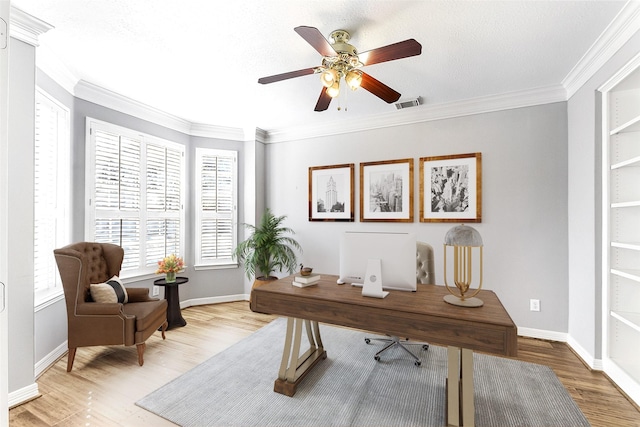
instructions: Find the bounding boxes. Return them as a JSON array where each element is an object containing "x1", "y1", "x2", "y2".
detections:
[
  {"x1": 196, "y1": 148, "x2": 237, "y2": 266},
  {"x1": 87, "y1": 119, "x2": 185, "y2": 276},
  {"x1": 34, "y1": 90, "x2": 70, "y2": 299}
]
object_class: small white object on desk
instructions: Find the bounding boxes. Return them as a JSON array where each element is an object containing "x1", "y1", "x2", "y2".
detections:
[{"x1": 292, "y1": 274, "x2": 320, "y2": 287}]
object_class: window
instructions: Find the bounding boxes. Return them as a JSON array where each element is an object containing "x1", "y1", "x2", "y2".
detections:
[
  {"x1": 34, "y1": 89, "x2": 70, "y2": 304},
  {"x1": 195, "y1": 148, "x2": 237, "y2": 267},
  {"x1": 85, "y1": 119, "x2": 185, "y2": 277}
]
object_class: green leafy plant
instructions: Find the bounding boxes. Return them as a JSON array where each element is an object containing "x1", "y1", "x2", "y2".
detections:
[{"x1": 233, "y1": 208, "x2": 302, "y2": 280}]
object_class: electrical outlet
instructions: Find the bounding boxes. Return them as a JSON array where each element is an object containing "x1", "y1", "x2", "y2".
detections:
[
  {"x1": 152, "y1": 286, "x2": 160, "y2": 297},
  {"x1": 530, "y1": 299, "x2": 540, "y2": 312}
]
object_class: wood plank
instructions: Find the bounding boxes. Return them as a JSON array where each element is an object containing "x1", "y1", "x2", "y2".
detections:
[{"x1": 251, "y1": 274, "x2": 518, "y2": 356}]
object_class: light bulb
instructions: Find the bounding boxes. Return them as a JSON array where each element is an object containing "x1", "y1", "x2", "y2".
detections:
[
  {"x1": 326, "y1": 80, "x2": 340, "y2": 98},
  {"x1": 345, "y1": 70, "x2": 362, "y2": 90}
]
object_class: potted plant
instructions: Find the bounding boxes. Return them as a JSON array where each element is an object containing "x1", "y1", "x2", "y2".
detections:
[{"x1": 233, "y1": 208, "x2": 302, "y2": 289}]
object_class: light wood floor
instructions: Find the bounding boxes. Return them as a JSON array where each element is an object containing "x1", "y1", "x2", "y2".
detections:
[{"x1": 9, "y1": 301, "x2": 640, "y2": 427}]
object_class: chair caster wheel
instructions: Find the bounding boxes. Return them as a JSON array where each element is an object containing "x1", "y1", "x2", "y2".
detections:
[
  {"x1": 374, "y1": 356, "x2": 380, "y2": 361},
  {"x1": 422, "y1": 344, "x2": 429, "y2": 350},
  {"x1": 365, "y1": 338, "x2": 371, "y2": 344},
  {"x1": 415, "y1": 361, "x2": 421, "y2": 366}
]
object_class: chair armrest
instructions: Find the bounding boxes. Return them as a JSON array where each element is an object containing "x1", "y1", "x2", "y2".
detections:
[
  {"x1": 126, "y1": 287, "x2": 158, "y2": 302},
  {"x1": 75, "y1": 302, "x2": 124, "y2": 316}
]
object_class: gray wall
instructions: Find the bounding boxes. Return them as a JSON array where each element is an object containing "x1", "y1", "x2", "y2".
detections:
[
  {"x1": 567, "y1": 31, "x2": 640, "y2": 359},
  {"x1": 266, "y1": 103, "x2": 569, "y2": 332}
]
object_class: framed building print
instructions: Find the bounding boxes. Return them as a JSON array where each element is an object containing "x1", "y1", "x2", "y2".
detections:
[
  {"x1": 308, "y1": 163, "x2": 354, "y2": 221},
  {"x1": 419, "y1": 152, "x2": 482, "y2": 223},
  {"x1": 360, "y1": 158, "x2": 414, "y2": 222}
]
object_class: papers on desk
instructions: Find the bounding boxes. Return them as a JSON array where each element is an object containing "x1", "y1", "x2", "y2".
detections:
[{"x1": 292, "y1": 274, "x2": 320, "y2": 287}]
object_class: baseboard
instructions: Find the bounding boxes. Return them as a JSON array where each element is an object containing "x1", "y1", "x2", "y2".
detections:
[
  {"x1": 8, "y1": 382, "x2": 39, "y2": 409},
  {"x1": 567, "y1": 334, "x2": 603, "y2": 370},
  {"x1": 35, "y1": 340, "x2": 68, "y2": 378},
  {"x1": 180, "y1": 294, "x2": 250, "y2": 309},
  {"x1": 517, "y1": 327, "x2": 568, "y2": 342}
]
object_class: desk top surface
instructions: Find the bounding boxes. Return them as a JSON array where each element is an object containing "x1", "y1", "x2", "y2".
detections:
[{"x1": 251, "y1": 274, "x2": 518, "y2": 356}]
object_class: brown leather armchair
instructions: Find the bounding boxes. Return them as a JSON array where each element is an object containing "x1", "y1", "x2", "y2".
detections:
[{"x1": 54, "y1": 242, "x2": 168, "y2": 371}]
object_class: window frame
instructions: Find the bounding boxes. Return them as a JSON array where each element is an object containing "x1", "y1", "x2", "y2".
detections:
[
  {"x1": 84, "y1": 118, "x2": 186, "y2": 279},
  {"x1": 194, "y1": 147, "x2": 238, "y2": 269},
  {"x1": 34, "y1": 88, "x2": 70, "y2": 307}
]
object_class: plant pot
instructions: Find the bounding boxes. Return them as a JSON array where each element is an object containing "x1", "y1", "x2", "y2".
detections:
[{"x1": 252, "y1": 276, "x2": 277, "y2": 290}]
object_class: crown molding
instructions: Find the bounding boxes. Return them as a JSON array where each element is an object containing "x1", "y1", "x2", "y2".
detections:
[
  {"x1": 264, "y1": 85, "x2": 567, "y2": 144},
  {"x1": 36, "y1": 44, "x2": 78, "y2": 95},
  {"x1": 563, "y1": 0, "x2": 640, "y2": 98},
  {"x1": 9, "y1": 6, "x2": 52, "y2": 47},
  {"x1": 74, "y1": 80, "x2": 248, "y2": 141}
]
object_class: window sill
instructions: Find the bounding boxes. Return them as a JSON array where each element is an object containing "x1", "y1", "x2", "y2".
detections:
[
  {"x1": 194, "y1": 262, "x2": 238, "y2": 271},
  {"x1": 35, "y1": 289, "x2": 64, "y2": 312}
]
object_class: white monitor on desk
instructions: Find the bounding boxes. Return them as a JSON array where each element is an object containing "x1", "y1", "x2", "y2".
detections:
[{"x1": 338, "y1": 231, "x2": 416, "y2": 296}]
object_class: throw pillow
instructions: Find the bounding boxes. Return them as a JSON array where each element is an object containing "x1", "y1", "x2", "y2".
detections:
[{"x1": 90, "y1": 276, "x2": 128, "y2": 304}]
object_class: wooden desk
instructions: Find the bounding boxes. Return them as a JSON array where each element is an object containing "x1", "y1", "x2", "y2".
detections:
[{"x1": 250, "y1": 274, "x2": 517, "y2": 427}]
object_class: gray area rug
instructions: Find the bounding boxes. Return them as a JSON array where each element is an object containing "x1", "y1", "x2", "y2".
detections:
[{"x1": 137, "y1": 318, "x2": 589, "y2": 427}]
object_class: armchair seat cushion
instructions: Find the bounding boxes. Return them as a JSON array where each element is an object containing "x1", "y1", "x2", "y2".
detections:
[{"x1": 123, "y1": 299, "x2": 168, "y2": 331}]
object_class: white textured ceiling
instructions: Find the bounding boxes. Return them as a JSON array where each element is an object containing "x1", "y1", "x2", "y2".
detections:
[{"x1": 12, "y1": 0, "x2": 627, "y2": 133}]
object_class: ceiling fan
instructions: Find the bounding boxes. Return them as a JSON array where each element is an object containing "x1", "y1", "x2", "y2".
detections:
[{"x1": 258, "y1": 26, "x2": 422, "y2": 112}]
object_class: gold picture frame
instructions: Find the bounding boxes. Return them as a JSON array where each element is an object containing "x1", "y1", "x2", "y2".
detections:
[
  {"x1": 360, "y1": 158, "x2": 414, "y2": 222},
  {"x1": 308, "y1": 163, "x2": 355, "y2": 222},
  {"x1": 419, "y1": 152, "x2": 482, "y2": 223}
]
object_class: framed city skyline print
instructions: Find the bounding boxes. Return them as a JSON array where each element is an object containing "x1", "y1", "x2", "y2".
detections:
[
  {"x1": 360, "y1": 158, "x2": 414, "y2": 222},
  {"x1": 419, "y1": 152, "x2": 482, "y2": 223},
  {"x1": 308, "y1": 163, "x2": 354, "y2": 222}
]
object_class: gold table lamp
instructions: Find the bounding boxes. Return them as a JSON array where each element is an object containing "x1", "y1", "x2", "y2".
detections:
[{"x1": 443, "y1": 224, "x2": 484, "y2": 307}]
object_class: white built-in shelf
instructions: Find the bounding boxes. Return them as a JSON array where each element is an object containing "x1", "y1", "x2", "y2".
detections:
[
  {"x1": 611, "y1": 241, "x2": 640, "y2": 251},
  {"x1": 611, "y1": 200, "x2": 640, "y2": 208},
  {"x1": 611, "y1": 311, "x2": 640, "y2": 333},
  {"x1": 611, "y1": 155, "x2": 640, "y2": 169},
  {"x1": 611, "y1": 114, "x2": 640, "y2": 135},
  {"x1": 611, "y1": 268, "x2": 640, "y2": 282}
]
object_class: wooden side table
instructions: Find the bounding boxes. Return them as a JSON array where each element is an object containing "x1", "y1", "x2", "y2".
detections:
[{"x1": 153, "y1": 276, "x2": 188, "y2": 330}]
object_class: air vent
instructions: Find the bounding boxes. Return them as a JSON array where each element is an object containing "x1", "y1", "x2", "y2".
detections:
[{"x1": 395, "y1": 97, "x2": 421, "y2": 110}]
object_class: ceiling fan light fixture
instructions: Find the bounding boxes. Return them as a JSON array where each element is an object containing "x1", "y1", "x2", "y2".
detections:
[
  {"x1": 345, "y1": 70, "x2": 363, "y2": 90},
  {"x1": 320, "y1": 68, "x2": 339, "y2": 88},
  {"x1": 326, "y1": 80, "x2": 340, "y2": 98}
]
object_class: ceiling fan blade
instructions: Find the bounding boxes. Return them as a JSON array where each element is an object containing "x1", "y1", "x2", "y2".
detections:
[
  {"x1": 360, "y1": 72, "x2": 401, "y2": 103},
  {"x1": 258, "y1": 68, "x2": 316, "y2": 84},
  {"x1": 314, "y1": 87, "x2": 332, "y2": 111},
  {"x1": 359, "y1": 39, "x2": 422, "y2": 66},
  {"x1": 294, "y1": 26, "x2": 337, "y2": 57}
]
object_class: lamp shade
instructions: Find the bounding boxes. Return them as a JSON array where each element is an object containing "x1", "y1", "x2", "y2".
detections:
[
  {"x1": 444, "y1": 224, "x2": 483, "y2": 247},
  {"x1": 345, "y1": 70, "x2": 362, "y2": 90},
  {"x1": 320, "y1": 68, "x2": 339, "y2": 88},
  {"x1": 326, "y1": 80, "x2": 340, "y2": 98}
]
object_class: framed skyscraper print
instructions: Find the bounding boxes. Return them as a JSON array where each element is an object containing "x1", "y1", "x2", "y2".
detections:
[
  {"x1": 308, "y1": 163, "x2": 354, "y2": 221},
  {"x1": 419, "y1": 152, "x2": 482, "y2": 223},
  {"x1": 360, "y1": 158, "x2": 414, "y2": 222}
]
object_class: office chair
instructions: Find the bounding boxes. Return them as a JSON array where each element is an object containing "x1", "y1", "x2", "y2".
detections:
[{"x1": 364, "y1": 241, "x2": 434, "y2": 366}]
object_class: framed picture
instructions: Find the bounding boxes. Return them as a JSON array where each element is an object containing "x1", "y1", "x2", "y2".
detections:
[
  {"x1": 419, "y1": 152, "x2": 482, "y2": 223},
  {"x1": 308, "y1": 163, "x2": 354, "y2": 221},
  {"x1": 360, "y1": 158, "x2": 414, "y2": 222}
]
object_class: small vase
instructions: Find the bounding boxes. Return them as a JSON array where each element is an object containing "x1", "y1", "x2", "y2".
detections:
[{"x1": 165, "y1": 272, "x2": 176, "y2": 283}]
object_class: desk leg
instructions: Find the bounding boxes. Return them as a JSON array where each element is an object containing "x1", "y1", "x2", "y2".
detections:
[
  {"x1": 274, "y1": 317, "x2": 327, "y2": 397},
  {"x1": 446, "y1": 346, "x2": 475, "y2": 427}
]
